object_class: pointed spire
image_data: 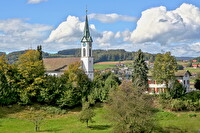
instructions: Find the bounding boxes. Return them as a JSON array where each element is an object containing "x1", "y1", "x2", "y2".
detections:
[{"x1": 81, "y1": 9, "x2": 93, "y2": 42}]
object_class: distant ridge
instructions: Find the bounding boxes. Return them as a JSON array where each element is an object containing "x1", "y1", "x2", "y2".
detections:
[
  {"x1": 176, "y1": 57, "x2": 194, "y2": 60},
  {"x1": 0, "y1": 49, "x2": 199, "y2": 64}
]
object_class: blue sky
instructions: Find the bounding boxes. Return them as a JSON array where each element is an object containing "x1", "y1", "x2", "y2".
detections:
[{"x1": 0, "y1": 0, "x2": 200, "y2": 57}]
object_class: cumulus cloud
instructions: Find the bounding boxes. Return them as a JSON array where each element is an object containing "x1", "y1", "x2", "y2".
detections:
[
  {"x1": 45, "y1": 15, "x2": 130, "y2": 51},
  {"x1": 0, "y1": 18, "x2": 52, "y2": 52},
  {"x1": 130, "y1": 3, "x2": 200, "y2": 45},
  {"x1": 27, "y1": 0, "x2": 48, "y2": 4},
  {"x1": 45, "y1": 16, "x2": 97, "y2": 43},
  {"x1": 88, "y1": 13, "x2": 137, "y2": 23}
]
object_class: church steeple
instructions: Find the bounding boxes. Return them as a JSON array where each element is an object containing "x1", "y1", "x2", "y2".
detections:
[
  {"x1": 81, "y1": 10, "x2": 93, "y2": 42},
  {"x1": 81, "y1": 9, "x2": 94, "y2": 81}
]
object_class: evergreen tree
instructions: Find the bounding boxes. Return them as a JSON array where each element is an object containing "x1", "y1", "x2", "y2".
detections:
[
  {"x1": 132, "y1": 49, "x2": 149, "y2": 91},
  {"x1": 37, "y1": 45, "x2": 43, "y2": 61}
]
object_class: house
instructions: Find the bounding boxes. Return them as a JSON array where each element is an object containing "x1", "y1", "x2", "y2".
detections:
[
  {"x1": 192, "y1": 60, "x2": 197, "y2": 62},
  {"x1": 148, "y1": 70, "x2": 192, "y2": 94},
  {"x1": 192, "y1": 64, "x2": 199, "y2": 68},
  {"x1": 43, "y1": 57, "x2": 80, "y2": 76}
]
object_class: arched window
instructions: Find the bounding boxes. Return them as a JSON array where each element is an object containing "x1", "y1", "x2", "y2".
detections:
[
  {"x1": 83, "y1": 48, "x2": 86, "y2": 57},
  {"x1": 89, "y1": 48, "x2": 92, "y2": 57}
]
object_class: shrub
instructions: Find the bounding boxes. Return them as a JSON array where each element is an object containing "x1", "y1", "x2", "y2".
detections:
[
  {"x1": 40, "y1": 106, "x2": 67, "y2": 115},
  {"x1": 170, "y1": 99, "x2": 185, "y2": 111},
  {"x1": 188, "y1": 113, "x2": 197, "y2": 117},
  {"x1": 182, "y1": 91, "x2": 200, "y2": 102}
]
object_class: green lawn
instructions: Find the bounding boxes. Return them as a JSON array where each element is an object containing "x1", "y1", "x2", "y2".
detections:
[
  {"x1": 184, "y1": 67, "x2": 200, "y2": 73},
  {"x1": 0, "y1": 105, "x2": 112, "y2": 133},
  {"x1": 94, "y1": 64, "x2": 116, "y2": 70},
  {"x1": 155, "y1": 111, "x2": 200, "y2": 132},
  {"x1": 0, "y1": 105, "x2": 200, "y2": 133}
]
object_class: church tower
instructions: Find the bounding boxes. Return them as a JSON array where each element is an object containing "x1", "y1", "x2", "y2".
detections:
[{"x1": 81, "y1": 10, "x2": 94, "y2": 80}]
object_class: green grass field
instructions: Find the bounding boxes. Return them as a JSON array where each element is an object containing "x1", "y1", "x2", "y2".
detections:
[
  {"x1": 0, "y1": 104, "x2": 200, "y2": 133},
  {"x1": 0, "y1": 104, "x2": 112, "y2": 133},
  {"x1": 184, "y1": 67, "x2": 200, "y2": 73},
  {"x1": 94, "y1": 64, "x2": 116, "y2": 70}
]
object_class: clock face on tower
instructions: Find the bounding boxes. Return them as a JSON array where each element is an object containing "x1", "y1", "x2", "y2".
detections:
[{"x1": 83, "y1": 43, "x2": 86, "y2": 47}]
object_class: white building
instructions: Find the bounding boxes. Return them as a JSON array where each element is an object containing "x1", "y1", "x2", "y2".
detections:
[{"x1": 148, "y1": 70, "x2": 192, "y2": 94}]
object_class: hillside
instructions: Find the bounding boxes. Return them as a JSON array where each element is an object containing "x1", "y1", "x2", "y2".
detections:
[{"x1": 1, "y1": 48, "x2": 198, "y2": 64}]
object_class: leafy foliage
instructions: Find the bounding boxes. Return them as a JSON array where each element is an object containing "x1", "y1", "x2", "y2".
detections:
[
  {"x1": 194, "y1": 73, "x2": 200, "y2": 90},
  {"x1": 153, "y1": 52, "x2": 178, "y2": 90},
  {"x1": 169, "y1": 80, "x2": 185, "y2": 98},
  {"x1": 107, "y1": 80, "x2": 155, "y2": 133},
  {"x1": 0, "y1": 55, "x2": 19, "y2": 105},
  {"x1": 16, "y1": 50, "x2": 45, "y2": 105},
  {"x1": 79, "y1": 102, "x2": 96, "y2": 127},
  {"x1": 91, "y1": 72, "x2": 120, "y2": 102}
]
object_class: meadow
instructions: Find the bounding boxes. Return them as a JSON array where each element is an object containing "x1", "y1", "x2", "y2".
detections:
[{"x1": 0, "y1": 104, "x2": 200, "y2": 133}]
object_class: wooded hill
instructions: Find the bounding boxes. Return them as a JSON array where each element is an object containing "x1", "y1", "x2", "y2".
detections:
[{"x1": 1, "y1": 48, "x2": 197, "y2": 64}]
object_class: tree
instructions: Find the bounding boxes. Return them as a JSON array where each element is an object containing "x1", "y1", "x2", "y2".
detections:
[
  {"x1": 152, "y1": 52, "x2": 178, "y2": 91},
  {"x1": 79, "y1": 102, "x2": 95, "y2": 128},
  {"x1": 25, "y1": 108, "x2": 46, "y2": 132},
  {"x1": 37, "y1": 45, "x2": 43, "y2": 61},
  {"x1": 91, "y1": 72, "x2": 120, "y2": 102},
  {"x1": 177, "y1": 65, "x2": 184, "y2": 70},
  {"x1": 0, "y1": 54, "x2": 19, "y2": 105},
  {"x1": 132, "y1": 49, "x2": 149, "y2": 91},
  {"x1": 16, "y1": 50, "x2": 45, "y2": 104},
  {"x1": 107, "y1": 80, "x2": 155, "y2": 132},
  {"x1": 57, "y1": 62, "x2": 91, "y2": 108},
  {"x1": 169, "y1": 80, "x2": 185, "y2": 98},
  {"x1": 194, "y1": 79, "x2": 200, "y2": 90},
  {"x1": 194, "y1": 72, "x2": 200, "y2": 90}
]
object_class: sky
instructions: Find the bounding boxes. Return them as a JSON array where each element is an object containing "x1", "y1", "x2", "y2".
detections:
[{"x1": 0, "y1": 0, "x2": 200, "y2": 57}]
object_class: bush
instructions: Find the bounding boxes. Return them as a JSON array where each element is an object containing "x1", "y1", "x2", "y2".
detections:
[
  {"x1": 40, "y1": 106, "x2": 67, "y2": 115},
  {"x1": 188, "y1": 113, "x2": 197, "y2": 117},
  {"x1": 170, "y1": 99, "x2": 185, "y2": 111},
  {"x1": 181, "y1": 91, "x2": 200, "y2": 102}
]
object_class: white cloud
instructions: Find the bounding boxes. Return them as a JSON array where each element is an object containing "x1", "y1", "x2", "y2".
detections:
[
  {"x1": 130, "y1": 3, "x2": 200, "y2": 45},
  {"x1": 88, "y1": 13, "x2": 137, "y2": 23},
  {"x1": 0, "y1": 18, "x2": 52, "y2": 52},
  {"x1": 45, "y1": 15, "x2": 129, "y2": 51},
  {"x1": 27, "y1": 0, "x2": 48, "y2": 4},
  {"x1": 45, "y1": 16, "x2": 97, "y2": 43}
]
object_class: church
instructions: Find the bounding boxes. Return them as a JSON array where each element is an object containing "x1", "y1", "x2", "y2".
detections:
[{"x1": 43, "y1": 12, "x2": 94, "y2": 80}]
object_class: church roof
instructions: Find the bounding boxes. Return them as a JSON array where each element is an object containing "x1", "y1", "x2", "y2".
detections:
[
  {"x1": 43, "y1": 57, "x2": 80, "y2": 72},
  {"x1": 81, "y1": 14, "x2": 93, "y2": 42}
]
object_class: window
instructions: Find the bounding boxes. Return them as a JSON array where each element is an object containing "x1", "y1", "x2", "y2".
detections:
[
  {"x1": 83, "y1": 48, "x2": 86, "y2": 57},
  {"x1": 89, "y1": 48, "x2": 92, "y2": 57}
]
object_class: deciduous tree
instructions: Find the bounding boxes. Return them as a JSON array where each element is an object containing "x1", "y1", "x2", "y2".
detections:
[
  {"x1": 79, "y1": 102, "x2": 95, "y2": 128},
  {"x1": 152, "y1": 52, "x2": 178, "y2": 91},
  {"x1": 107, "y1": 80, "x2": 155, "y2": 132},
  {"x1": 17, "y1": 50, "x2": 45, "y2": 104}
]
